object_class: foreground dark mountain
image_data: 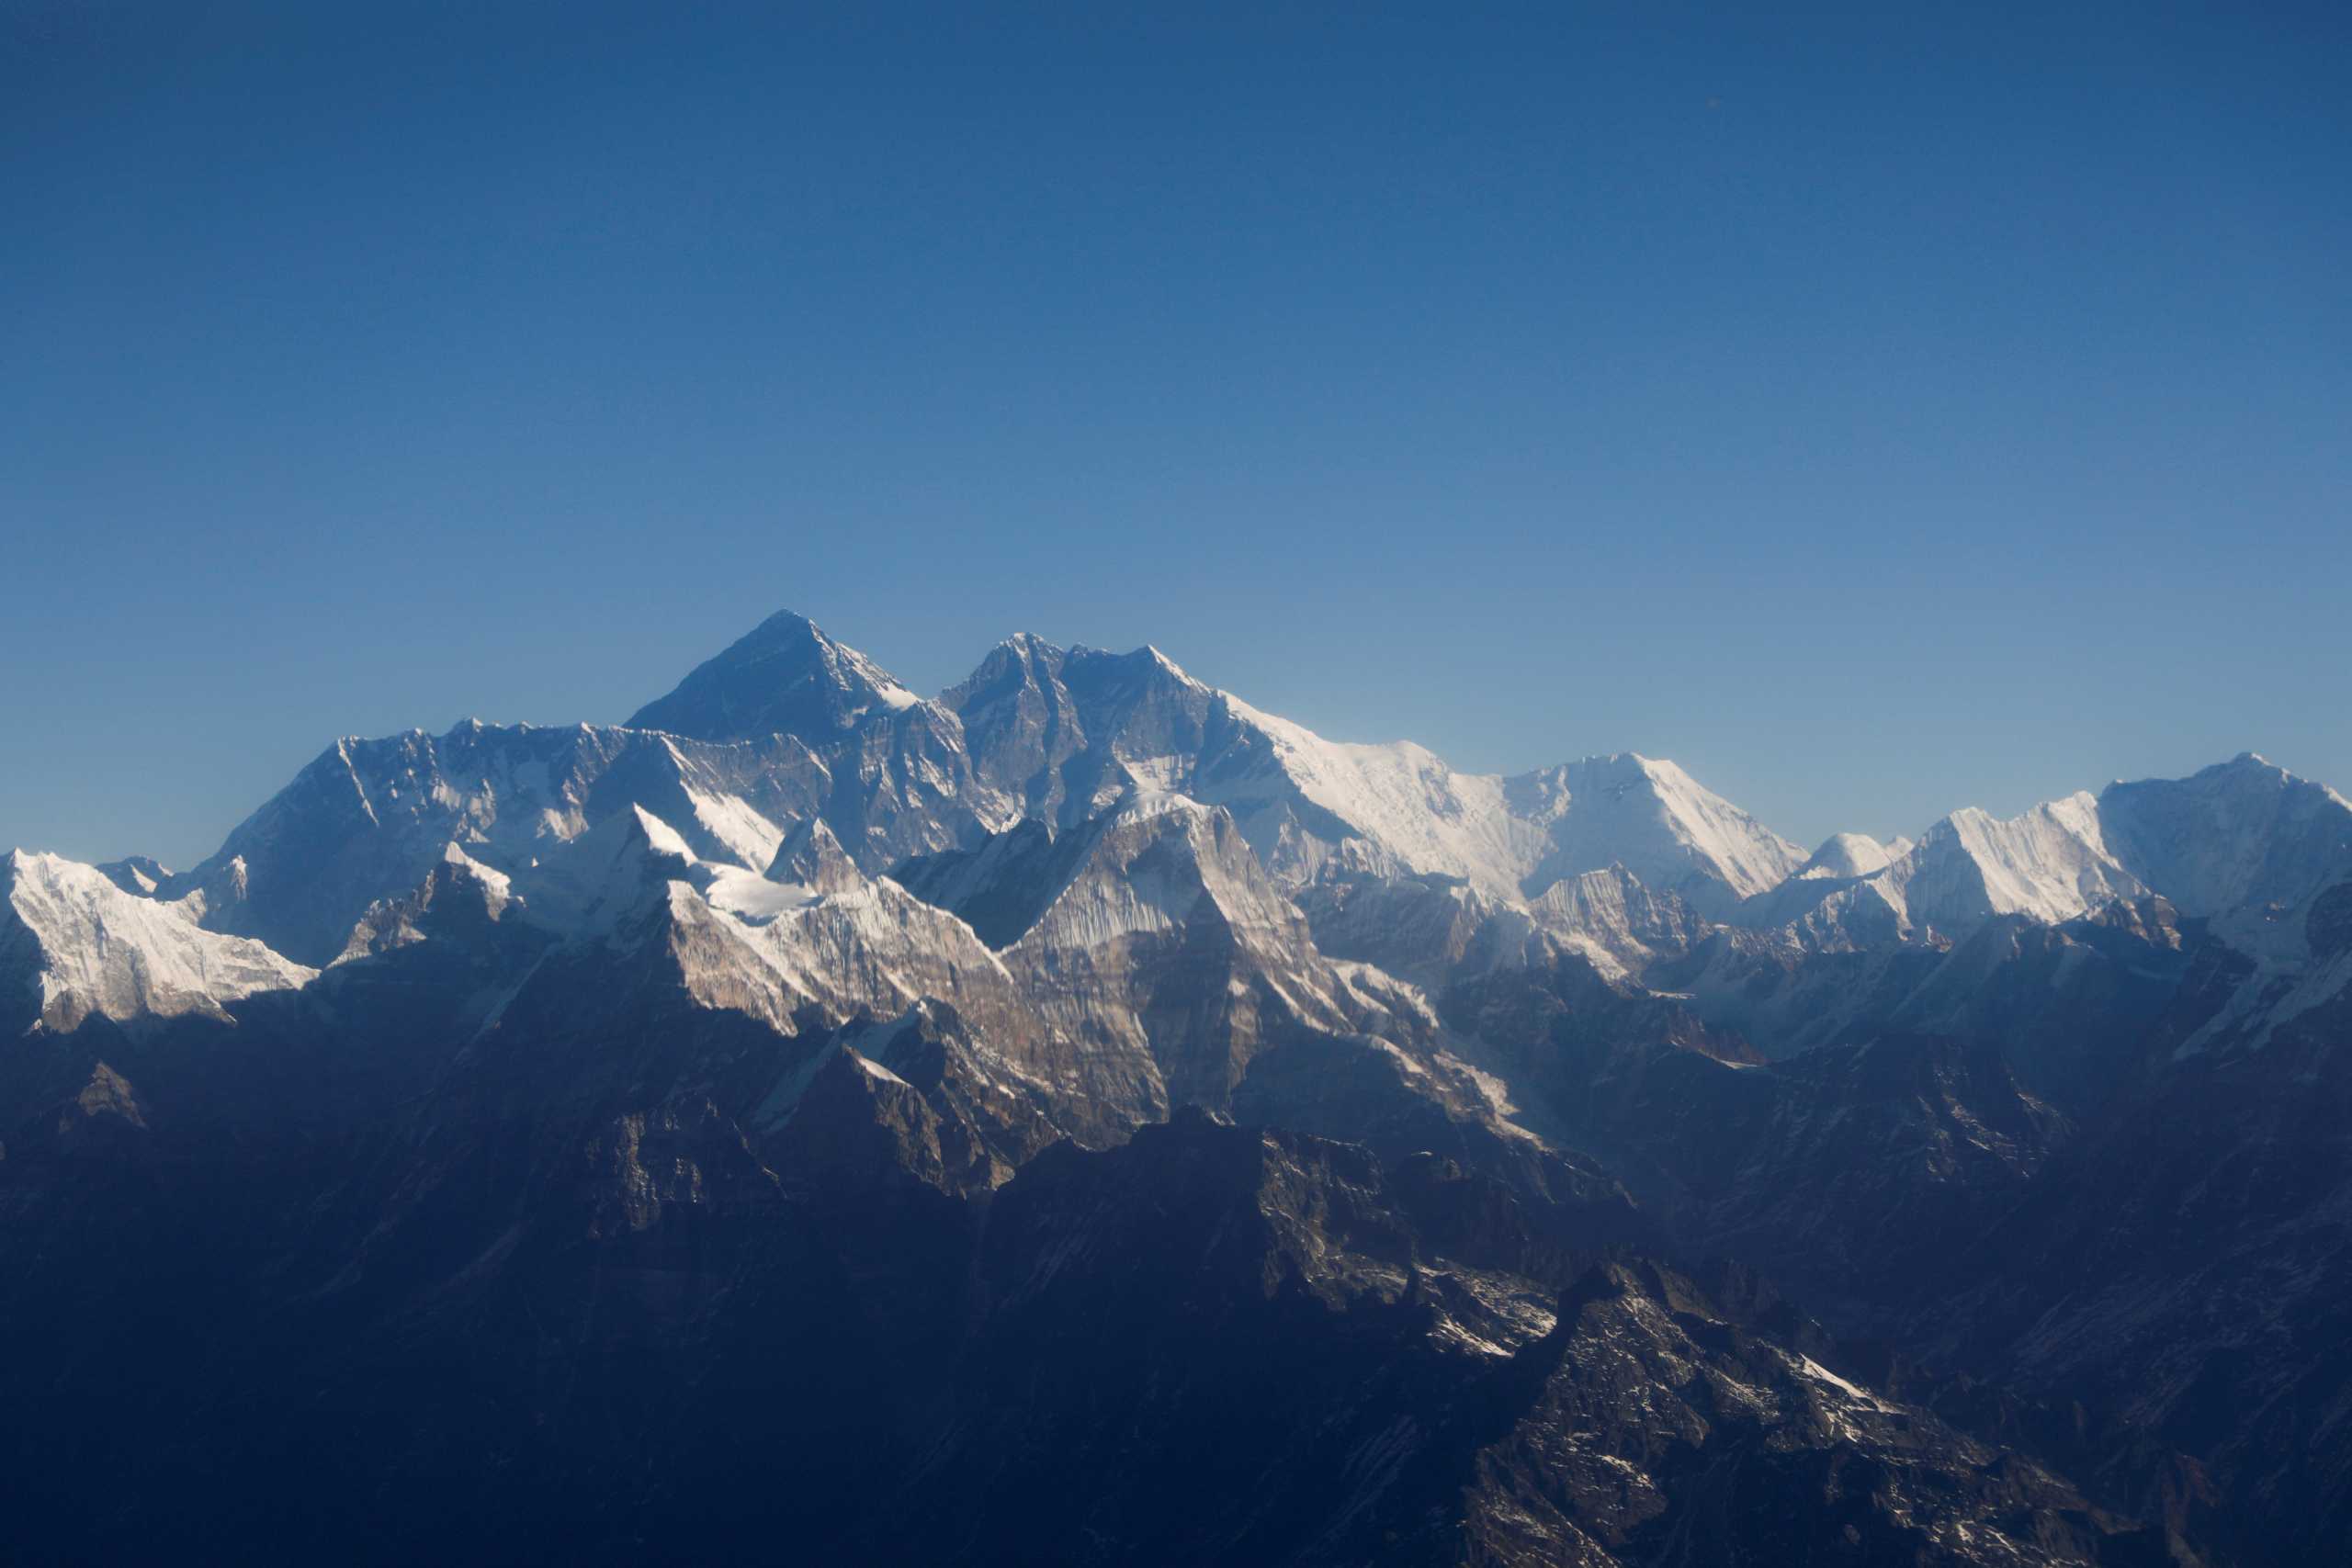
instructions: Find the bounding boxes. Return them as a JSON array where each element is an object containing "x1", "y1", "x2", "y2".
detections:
[{"x1": 6, "y1": 609, "x2": 2346, "y2": 1563}]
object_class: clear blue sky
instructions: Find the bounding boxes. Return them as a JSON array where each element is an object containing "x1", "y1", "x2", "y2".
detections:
[{"x1": 6, "y1": 2, "x2": 2346, "y2": 869}]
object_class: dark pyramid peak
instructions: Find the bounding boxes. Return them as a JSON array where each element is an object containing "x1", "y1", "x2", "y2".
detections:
[
  {"x1": 775, "y1": 1037, "x2": 986, "y2": 1197},
  {"x1": 626, "y1": 610, "x2": 923, "y2": 743},
  {"x1": 764, "y1": 816, "x2": 865, "y2": 894},
  {"x1": 334, "y1": 842, "x2": 521, "y2": 963}
]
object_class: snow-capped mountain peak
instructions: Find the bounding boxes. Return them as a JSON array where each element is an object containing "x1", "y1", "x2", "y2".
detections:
[
  {"x1": 1794, "y1": 832, "x2": 1899, "y2": 882},
  {"x1": 1926, "y1": 791, "x2": 2142, "y2": 922},
  {"x1": 1509, "y1": 752, "x2": 1805, "y2": 916},
  {"x1": 626, "y1": 610, "x2": 926, "y2": 744},
  {"x1": 1135, "y1": 644, "x2": 1196, "y2": 684},
  {"x1": 2095, "y1": 752, "x2": 2352, "y2": 976}
]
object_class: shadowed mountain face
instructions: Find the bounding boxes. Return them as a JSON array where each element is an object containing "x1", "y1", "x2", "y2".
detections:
[{"x1": 6, "y1": 609, "x2": 2346, "y2": 1564}]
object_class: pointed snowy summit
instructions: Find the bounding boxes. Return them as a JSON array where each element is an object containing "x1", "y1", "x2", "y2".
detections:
[
  {"x1": 1793, "y1": 832, "x2": 1900, "y2": 882},
  {"x1": 627, "y1": 610, "x2": 922, "y2": 744}
]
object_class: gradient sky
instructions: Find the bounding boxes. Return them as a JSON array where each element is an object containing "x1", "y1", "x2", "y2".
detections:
[{"x1": 6, "y1": 1, "x2": 2347, "y2": 870}]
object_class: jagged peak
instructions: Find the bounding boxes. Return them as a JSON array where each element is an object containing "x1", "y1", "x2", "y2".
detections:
[
  {"x1": 941, "y1": 630, "x2": 1073, "y2": 713},
  {"x1": 998, "y1": 629, "x2": 1063, "y2": 660},
  {"x1": 763, "y1": 815, "x2": 865, "y2": 894},
  {"x1": 332, "y1": 841, "x2": 521, "y2": 964},
  {"x1": 948, "y1": 634, "x2": 1204, "y2": 716}
]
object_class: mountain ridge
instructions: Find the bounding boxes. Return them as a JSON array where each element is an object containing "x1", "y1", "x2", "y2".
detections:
[{"x1": 8, "y1": 604, "x2": 2348, "y2": 1563}]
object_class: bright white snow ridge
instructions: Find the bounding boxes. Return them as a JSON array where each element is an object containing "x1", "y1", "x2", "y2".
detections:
[{"x1": 8, "y1": 611, "x2": 2346, "y2": 1039}]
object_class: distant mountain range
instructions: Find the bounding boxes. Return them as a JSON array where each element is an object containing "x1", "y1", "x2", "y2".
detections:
[{"x1": 8, "y1": 609, "x2": 2349, "y2": 1564}]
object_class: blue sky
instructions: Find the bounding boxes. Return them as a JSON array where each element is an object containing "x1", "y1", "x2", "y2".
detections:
[{"x1": 6, "y1": 2, "x2": 2347, "y2": 868}]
